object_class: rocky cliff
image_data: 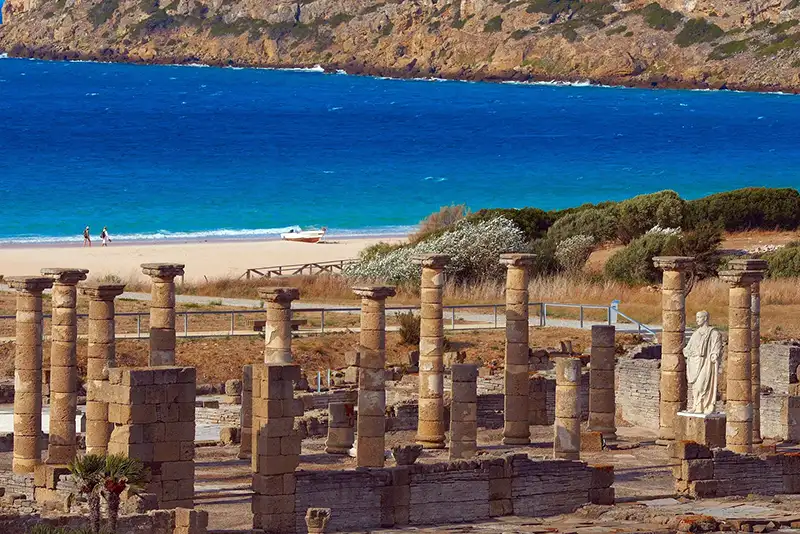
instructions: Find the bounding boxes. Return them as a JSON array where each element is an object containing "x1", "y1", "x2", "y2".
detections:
[{"x1": 1, "y1": 0, "x2": 800, "y2": 91}]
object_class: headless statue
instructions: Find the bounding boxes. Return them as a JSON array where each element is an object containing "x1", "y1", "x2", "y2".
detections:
[{"x1": 683, "y1": 311, "x2": 723, "y2": 414}]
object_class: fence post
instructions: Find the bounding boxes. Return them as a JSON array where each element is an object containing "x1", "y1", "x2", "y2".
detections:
[
  {"x1": 246, "y1": 270, "x2": 251, "y2": 280},
  {"x1": 137, "y1": 314, "x2": 141, "y2": 339},
  {"x1": 451, "y1": 307, "x2": 456, "y2": 330},
  {"x1": 493, "y1": 305, "x2": 498, "y2": 329},
  {"x1": 230, "y1": 313, "x2": 234, "y2": 335},
  {"x1": 320, "y1": 310, "x2": 325, "y2": 333},
  {"x1": 542, "y1": 303, "x2": 547, "y2": 327},
  {"x1": 579, "y1": 306, "x2": 584, "y2": 329},
  {"x1": 184, "y1": 313, "x2": 189, "y2": 338}
]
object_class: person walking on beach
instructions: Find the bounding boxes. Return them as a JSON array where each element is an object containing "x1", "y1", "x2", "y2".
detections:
[
  {"x1": 83, "y1": 226, "x2": 91, "y2": 247},
  {"x1": 100, "y1": 226, "x2": 111, "y2": 247}
]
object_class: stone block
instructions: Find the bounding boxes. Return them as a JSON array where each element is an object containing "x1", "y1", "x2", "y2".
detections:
[
  {"x1": 489, "y1": 498, "x2": 512, "y2": 517},
  {"x1": 689, "y1": 479, "x2": 717, "y2": 498},
  {"x1": 589, "y1": 487, "x2": 615, "y2": 505},
  {"x1": 581, "y1": 431, "x2": 603, "y2": 452},
  {"x1": 669, "y1": 440, "x2": 712, "y2": 460},
  {"x1": 682, "y1": 459, "x2": 714, "y2": 481},
  {"x1": 590, "y1": 465, "x2": 614, "y2": 489}
]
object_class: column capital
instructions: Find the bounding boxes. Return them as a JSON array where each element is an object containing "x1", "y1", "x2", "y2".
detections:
[
  {"x1": 499, "y1": 253, "x2": 537, "y2": 267},
  {"x1": 7, "y1": 276, "x2": 53, "y2": 293},
  {"x1": 652, "y1": 256, "x2": 694, "y2": 271},
  {"x1": 257, "y1": 286, "x2": 300, "y2": 303},
  {"x1": 352, "y1": 286, "x2": 396, "y2": 300},
  {"x1": 719, "y1": 269, "x2": 764, "y2": 287},
  {"x1": 41, "y1": 268, "x2": 89, "y2": 285},
  {"x1": 141, "y1": 263, "x2": 185, "y2": 279},
  {"x1": 79, "y1": 283, "x2": 126, "y2": 300},
  {"x1": 412, "y1": 254, "x2": 450, "y2": 269},
  {"x1": 727, "y1": 258, "x2": 768, "y2": 273}
]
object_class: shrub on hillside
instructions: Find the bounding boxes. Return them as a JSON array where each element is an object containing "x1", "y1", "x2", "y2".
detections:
[
  {"x1": 409, "y1": 204, "x2": 469, "y2": 244},
  {"x1": 686, "y1": 187, "x2": 800, "y2": 231},
  {"x1": 675, "y1": 18, "x2": 724, "y2": 47},
  {"x1": 345, "y1": 217, "x2": 526, "y2": 284},
  {"x1": 677, "y1": 223, "x2": 724, "y2": 280},
  {"x1": 641, "y1": 2, "x2": 683, "y2": 30},
  {"x1": 616, "y1": 190, "x2": 686, "y2": 244},
  {"x1": 604, "y1": 233, "x2": 677, "y2": 285},
  {"x1": 555, "y1": 235, "x2": 595, "y2": 274},
  {"x1": 359, "y1": 241, "x2": 405, "y2": 263},
  {"x1": 764, "y1": 243, "x2": 800, "y2": 278},
  {"x1": 468, "y1": 207, "x2": 555, "y2": 242},
  {"x1": 528, "y1": 237, "x2": 563, "y2": 275},
  {"x1": 547, "y1": 207, "x2": 617, "y2": 243}
]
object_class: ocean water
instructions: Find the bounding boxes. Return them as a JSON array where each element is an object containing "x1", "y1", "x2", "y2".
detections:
[{"x1": 0, "y1": 56, "x2": 799, "y2": 244}]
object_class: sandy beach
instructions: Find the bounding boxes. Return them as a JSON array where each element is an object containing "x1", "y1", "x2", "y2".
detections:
[{"x1": 0, "y1": 237, "x2": 401, "y2": 283}]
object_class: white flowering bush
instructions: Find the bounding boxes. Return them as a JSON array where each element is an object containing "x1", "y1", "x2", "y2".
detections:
[
  {"x1": 646, "y1": 224, "x2": 682, "y2": 237},
  {"x1": 554, "y1": 234, "x2": 595, "y2": 274},
  {"x1": 345, "y1": 217, "x2": 526, "y2": 284}
]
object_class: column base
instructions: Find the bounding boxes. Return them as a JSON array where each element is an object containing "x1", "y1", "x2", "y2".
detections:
[
  {"x1": 502, "y1": 437, "x2": 531, "y2": 446},
  {"x1": 325, "y1": 446, "x2": 352, "y2": 455},
  {"x1": 415, "y1": 438, "x2": 446, "y2": 450},
  {"x1": 654, "y1": 439, "x2": 674, "y2": 447},
  {"x1": 677, "y1": 411, "x2": 726, "y2": 449}
]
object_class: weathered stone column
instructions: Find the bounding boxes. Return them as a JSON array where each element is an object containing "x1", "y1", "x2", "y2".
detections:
[
  {"x1": 588, "y1": 325, "x2": 616, "y2": 440},
  {"x1": 554, "y1": 356, "x2": 581, "y2": 460},
  {"x1": 720, "y1": 268, "x2": 762, "y2": 453},
  {"x1": 728, "y1": 259, "x2": 768, "y2": 444},
  {"x1": 257, "y1": 287, "x2": 300, "y2": 364},
  {"x1": 80, "y1": 282, "x2": 125, "y2": 455},
  {"x1": 141, "y1": 263, "x2": 184, "y2": 366},
  {"x1": 325, "y1": 402, "x2": 355, "y2": 454},
  {"x1": 41, "y1": 268, "x2": 88, "y2": 465},
  {"x1": 353, "y1": 285, "x2": 396, "y2": 468},
  {"x1": 239, "y1": 364, "x2": 253, "y2": 459},
  {"x1": 413, "y1": 253, "x2": 449, "y2": 449},
  {"x1": 8, "y1": 276, "x2": 53, "y2": 473},
  {"x1": 653, "y1": 256, "x2": 694, "y2": 444},
  {"x1": 500, "y1": 253, "x2": 536, "y2": 445},
  {"x1": 450, "y1": 364, "x2": 478, "y2": 460}
]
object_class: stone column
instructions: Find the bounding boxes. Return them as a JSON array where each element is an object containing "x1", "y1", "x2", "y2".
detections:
[
  {"x1": 325, "y1": 402, "x2": 355, "y2": 454},
  {"x1": 449, "y1": 364, "x2": 478, "y2": 460},
  {"x1": 353, "y1": 286, "x2": 396, "y2": 468},
  {"x1": 500, "y1": 253, "x2": 536, "y2": 445},
  {"x1": 413, "y1": 253, "x2": 449, "y2": 449},
  {"x1": 41, "y1": 268, "x2": 88, "y2": 465},
  {"x1": 256, "y1": 287, "x2": 300, "y2": 364},
  {"x1": 141, "y1": 263, "x2": 185, "y2": 366},
  {"x1": 720, "y1": 268, "x2": 763, "y2": 454},
  {"x1": 80, "y1": 283, "x2": 125, "y2": 456},
  {"x1": 728, "y1": 259, "x2": 768, "y2": 444},
  {"x1": 588, "y1": 325, "x2": 616, "y2": 440},
  {"x1": 239, "y1": 364, "x2": 253, "y2": 459},
  {"x1": 8, "y1": 276, "x2": 53, "y2": 474},
  {"x1": 554, "y1": 356, "x2": 581, "y2": 460},
  {"x1": 653, "y1": 256, "x2": 694, "y2": 444}
]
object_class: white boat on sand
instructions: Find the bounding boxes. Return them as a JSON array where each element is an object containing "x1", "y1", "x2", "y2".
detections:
[{"x1": 280, "y1": 228, "x2": 327, "y2": 244}]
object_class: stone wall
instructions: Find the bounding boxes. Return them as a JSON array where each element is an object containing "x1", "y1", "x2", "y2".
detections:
[
  {"x1": 616, "y1": 349, "x2": 661, "y2": 430},
  {"x1": 0, "y1": 507, "x2": 207, "y2": 534},
  {"x1": 293, "y1": 453, "x2": 612, "y2": 532},
  {"x1": 671, "y1": 441, "x2": 799, "y2": 498}
]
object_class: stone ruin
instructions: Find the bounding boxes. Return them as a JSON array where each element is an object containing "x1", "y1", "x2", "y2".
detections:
[{"x1": 1, "y1": 254, "x2": 800, "y2": 533}]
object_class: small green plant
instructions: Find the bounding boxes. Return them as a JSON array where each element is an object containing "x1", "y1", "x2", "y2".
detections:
[
  {"x1": 786, "y1": 0, "x2": 800, "y2": 9},
  {"x1": 624, "y1": 30, "x2": 634, "y2": 36},
  {"x1": 327, "y1": 13, "x2": 354, "y2": 27},
  {"x1": 69, "y1": 454, "x2": 106, "y2": 534},
  {"x1": 708, "y1": 38, "x2": 749, "y2": 59},
  {"x1": 765, "y1": 243, "x2": 800, "y2": 277},
  {"x1": 102, "y1": 454, "x2": 148, "y2": 533},
  {"x1": 484, "y1": 15, "x2": 503, "y2": 32},
  {"x1": 562, "y1": 26, "x2": 579, "y2": 41},
  {"x1": 88, "y1": 0, "x2": 120, "y2": 27},
  {"x1": 674, "y1": 18, "x2": 724, "y2": 47},
  {"x1": 792, "y1": 58, "x2": 800, "y2": 67},
  {"x1": 641, "y1": 2, "x2": 682, "y2": 30},
  {"x1": 381, "y1": 21, "x2": 394, "y2": 35},
  {"x1": 606, "y1": 24, "x2": 627, "y2": 35},
  {"x1": 398, "y1": 311, "x2": 420, "y2": 346},
  {"x1": 770, "y1": 19, "x2": 799, "y2": 33}
]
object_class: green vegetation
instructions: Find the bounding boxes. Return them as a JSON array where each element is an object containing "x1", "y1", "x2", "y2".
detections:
[
  {"x1": 624, "y1": 30, "x2": 634, "y2": 37},
  {"x1": 469, "y1": 207, "x2": 554, "y2": 242},
  {"x1": 708, "y1": 39, "x2": 749, "y2": 59},
  {"x1": 527, "y1": 0, "x2": 613, "y2": 17},
  {"x1": 757, "y1": 32, "x2": 800, "y2": 55},
  {"x1": 130, "y1": 8, "x2": 178, "y2": 35},
  {"x1": 562, "y1": 26, "x2": 579, "y2": 41},
  {"x1": 381, "y1": 21, "x2": 394, "y2": 35},
  {"x1": 641, "y1": 2, "x2": 682, "y2": 31},
  {"x1": 764, "y1": 243, "x2": 800, "y2": 277},
  {"x1": 674, "y1": 18, "x2": 724, "y2": 47},
  {"x1": 785, "y1": 0, "x2": 800, "y2": 10},
  {"x1": 792, "y1": 58, "x2": 800, "y2": 67},
  {"x1": 686, "y1": 187, "x2": 800, "y2": 231},
  {"x1": 770, "y1": 19, "x2": 799, "y2": 33},
  {"x1": 398, "y1": 311, "x2": 420, "y2": 345},
  {"x1": 327, "y1": 13, "x2": 354, "y2": 27},
  {"x1": 511, "y1": 28, "x2": 533, "y2": 39},
  {"x1": 484, "y1": 15, "x2": 504, "y2": 32},
  {"x1": 616, "y1": 190, "x2": 685, "y2": 243},
  {"x1": 606, "y1": 24, "x2": 627, "y2": 35},
  {"x1": 88, "y1": 0, "x2": 120, "y2": 27},
  {"x1": 139, "y1": 0, "x2": 158, "y2": 14},
  {"x1": 547, "y1": 208, "x2": 617, "y2": 243}
]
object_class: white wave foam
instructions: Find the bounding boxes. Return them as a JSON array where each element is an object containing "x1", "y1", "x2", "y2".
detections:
[
  {"x1": 0, "y1": 54, "x2": 8, "y2": 60},
  {"x1": 0, "y1": 225, "x2": 413, "y2": 244}
]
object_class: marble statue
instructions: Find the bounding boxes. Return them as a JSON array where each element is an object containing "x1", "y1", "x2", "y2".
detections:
[{"x1": 683, "y1": 311, "x2": 724, "y2": 414}]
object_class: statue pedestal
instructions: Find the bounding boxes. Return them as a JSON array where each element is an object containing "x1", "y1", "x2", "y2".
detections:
[{"x1": 677, "y1": 412, "x2": 726, "y2": 448}]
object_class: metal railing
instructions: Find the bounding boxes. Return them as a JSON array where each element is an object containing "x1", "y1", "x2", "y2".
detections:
[
  {"x1": 0, "y1": 301, "x2": 657, "y2": 340},
  {"x1": 241, "y1": 259, "x2": 357, "y2": 280}
]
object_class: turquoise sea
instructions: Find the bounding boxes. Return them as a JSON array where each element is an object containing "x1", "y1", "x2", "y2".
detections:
[{"x1": 1, "y1": 56, "x2": 799, "y2": 243}]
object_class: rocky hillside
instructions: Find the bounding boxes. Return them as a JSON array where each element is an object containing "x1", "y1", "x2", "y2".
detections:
[{"x1": 2, "y1": 0, "x2": 800, "y2": 91}]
